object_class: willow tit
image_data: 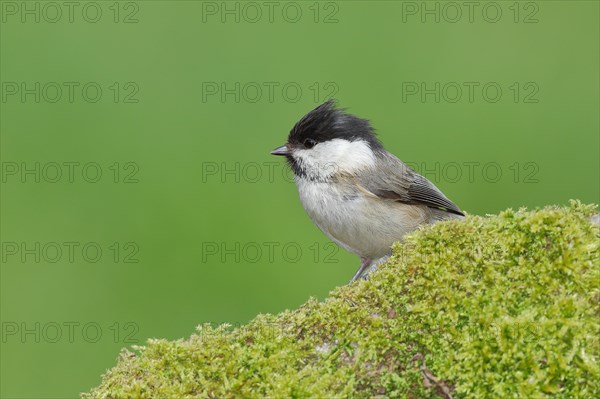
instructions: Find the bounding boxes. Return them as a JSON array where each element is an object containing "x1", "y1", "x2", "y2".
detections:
[{"x1": 271, "y1": 100, "x2": 464, "y2": 282}]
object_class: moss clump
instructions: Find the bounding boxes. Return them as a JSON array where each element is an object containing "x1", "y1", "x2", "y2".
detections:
[{"x1": 84, "y1": 201, "x2": 599, "y2": 399}]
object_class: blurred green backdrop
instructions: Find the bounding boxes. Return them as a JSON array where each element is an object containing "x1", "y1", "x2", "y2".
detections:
[{"x1": 1, "y1": 1, "x2": 598, "y2": 397}]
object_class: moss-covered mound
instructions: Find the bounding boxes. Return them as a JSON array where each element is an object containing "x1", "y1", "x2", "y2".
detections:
[{"x1": 84, "y1": 202, "x2": 599, "y2": 399}]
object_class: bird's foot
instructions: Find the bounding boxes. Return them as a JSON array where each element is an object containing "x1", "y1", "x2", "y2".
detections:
[
  {"x1": 350, "y1": 257, "x2": 373, "y2": 283},
  {"x1": 361, "y1": 255, "x2": 390, "y2": 280}
]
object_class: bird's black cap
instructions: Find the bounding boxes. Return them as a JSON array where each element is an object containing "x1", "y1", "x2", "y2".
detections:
[{"x1": 287, "y1": 100, "x2": 384, "y2": 151}]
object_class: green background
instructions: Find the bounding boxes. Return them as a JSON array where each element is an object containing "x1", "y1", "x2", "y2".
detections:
[{"x1": 0, "y1": 1, "x2": 598, "y2": 397}]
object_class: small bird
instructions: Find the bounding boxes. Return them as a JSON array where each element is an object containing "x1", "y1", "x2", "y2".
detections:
[{"x1": 271, "y1": 100, "x2": 464, "y2": 282}]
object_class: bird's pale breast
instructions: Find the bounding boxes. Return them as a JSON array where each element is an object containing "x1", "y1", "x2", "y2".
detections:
[{"x1": 296, "y1": 177, "x2": 433, "y2": 259}]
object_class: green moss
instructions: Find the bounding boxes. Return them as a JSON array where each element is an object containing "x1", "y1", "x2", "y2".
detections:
[{"x1": 84, "y1": 201, "x2": 599, "y2": 399}]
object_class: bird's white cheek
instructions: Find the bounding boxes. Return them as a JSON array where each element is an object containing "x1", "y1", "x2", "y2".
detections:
[
  {"x1": 293, "y1": 139, "x2": 376, "y2": 177},
  {"x1": 328, "y1": 140, "x2": 376, "y2": 173}
]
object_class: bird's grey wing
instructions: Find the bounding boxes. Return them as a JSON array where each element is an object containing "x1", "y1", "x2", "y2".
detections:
[{"x1": 358, "y1": 152, "x2": 464, "y2": 216}]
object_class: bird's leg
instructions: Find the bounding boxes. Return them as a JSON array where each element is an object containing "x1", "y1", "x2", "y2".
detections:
[{"x1": 350, "y1": 257, "x2": 373, "y2": 282}]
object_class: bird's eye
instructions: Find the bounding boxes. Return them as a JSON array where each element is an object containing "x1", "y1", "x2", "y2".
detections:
[{"x1": 303, "y1": 138, "x2": 317, "y2": 149}]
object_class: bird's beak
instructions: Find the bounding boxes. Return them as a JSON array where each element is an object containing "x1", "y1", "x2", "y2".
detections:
[{"x1": 270, "y1": 145, "x2": 289, "y2": 156}]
